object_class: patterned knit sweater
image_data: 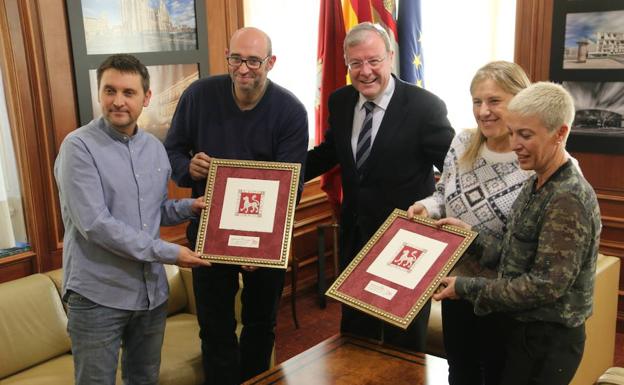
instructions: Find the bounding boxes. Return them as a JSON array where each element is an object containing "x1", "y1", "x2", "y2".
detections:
[{"x1": 417, "y1": 129, "x2": 532, "y2": 277}]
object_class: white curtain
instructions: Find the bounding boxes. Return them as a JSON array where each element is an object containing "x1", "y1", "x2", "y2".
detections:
[
  {"x1": 421, "y1": 0, "x2": 517, "y2": 130},
  {"x1": 243, "y1": 0, "x2": 320, "y2": 148},
  {"x1": 0, "y1": 68, "x2": 26, "y2": 249},
  {"x1": 0, "y1": 168, "x2": 15, "y2": 249}
]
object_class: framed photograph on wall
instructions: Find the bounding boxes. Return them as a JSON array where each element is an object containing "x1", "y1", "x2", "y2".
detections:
[
  {"x1": 550, "y1": 0, "x2": 624, "y2": 82},
  {"x1": 562, "y1": 81, "x2": 624, "y2": 154},
  {"x1": 87, "y1": 63, "x2": 199, "y2": 141},
  {"x1": 80, "y1": 0, "x2": 199, "y2": 55},
  {"x1": 550, "y1": 0, "x2": 624, "y2": 153},
  {"x1": 66, "y1": 0, "x2": 209, "y2": 132},
  {"x1": 195, "y1": 159, "x2": 301, "y2": 269},
  {"x1": 326, "y1": 209, "x2": 477, "y2": 329}
]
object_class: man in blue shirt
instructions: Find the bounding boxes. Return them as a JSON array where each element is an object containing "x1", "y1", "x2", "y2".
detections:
[
  {"x1": 165, "y1": 27, "x2": 308, "y2": 384},
  {"x1": 54, "y1": 54, "x2": 211, "y2": 385}
]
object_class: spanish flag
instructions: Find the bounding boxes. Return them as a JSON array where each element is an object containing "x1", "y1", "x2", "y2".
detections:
[{"x1": 342, "y1": 0, "x2": 400, "y2": 75}]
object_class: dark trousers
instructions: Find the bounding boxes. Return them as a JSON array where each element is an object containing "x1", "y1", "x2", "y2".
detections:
[
  {"x1": 192, "y1": 264, "x2": 285, "y2": 385},
  {"x1": 338, "y1": 224, "x2": 430, "y2": 351},
  {"x1": 442, "y1": 299, "x2": 506, "y2": 385},
  {"x1": 500, "y1": 319, "x2": 585, "y2": 385},
  {"x1": 340, "y1": 301, "x2": 431, "y2": 351}
]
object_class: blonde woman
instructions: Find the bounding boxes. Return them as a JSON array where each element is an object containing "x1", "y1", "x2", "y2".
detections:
[{"x1": 407, "y1": 61, "x2": 531, "y2": 385}]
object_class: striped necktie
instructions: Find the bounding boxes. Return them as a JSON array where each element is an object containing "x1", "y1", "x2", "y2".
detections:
[{"x1": 356, "y1": 101, "x2": 375, "y2": 171}]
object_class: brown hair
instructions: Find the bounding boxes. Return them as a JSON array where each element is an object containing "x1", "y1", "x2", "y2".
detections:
[{"x1": 96, "y1": 54, "x2": 150, "y2": 94}]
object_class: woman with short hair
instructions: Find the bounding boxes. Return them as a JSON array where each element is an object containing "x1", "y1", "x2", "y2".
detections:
[{"x1": 434, "y1": 82, "x2": 601, "y2": 385}]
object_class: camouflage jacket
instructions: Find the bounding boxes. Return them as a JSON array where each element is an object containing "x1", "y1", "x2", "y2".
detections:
[{"x1": 455, "y1": 160, "x2": 601, "y2": 327}]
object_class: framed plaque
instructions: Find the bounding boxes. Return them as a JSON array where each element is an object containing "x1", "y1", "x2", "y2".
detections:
[
  {"x1": 326, "y1": 209, "x2": 477, "y2": 329},
  {"x1": 195, "y1": 159, "x2": 301, "y2": 269}
]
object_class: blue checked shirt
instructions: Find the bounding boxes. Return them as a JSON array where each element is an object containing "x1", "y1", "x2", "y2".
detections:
[{"x1": 54, "y1": 117, "x2": 194, "y2": 310}]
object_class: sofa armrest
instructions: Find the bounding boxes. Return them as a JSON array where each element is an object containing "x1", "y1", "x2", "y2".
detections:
[
  {"x1": 425, "y1": 300, "x2": 445, "y2": 357},
  {"x1": 44, "y1": 268, "x2": 64, "y2": 298},
  {"x1": 179, "y1": 267, "x2": 197, "y2": 315},
  {"x1": 0, "y1": 274, "x2": 71, "y2": 379},
  {"x1": 570, "y1": 254, "x2": 621, "y2": 385}
]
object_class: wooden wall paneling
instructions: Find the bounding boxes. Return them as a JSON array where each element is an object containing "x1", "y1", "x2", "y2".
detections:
[
  {"x1": 0, "y1": 253, "x2": 37, "y2": 284},
  {"x1": 514, "y1": 0, "x2": 553, "y2": 81},
  {"x1": 28, "y1": 0, "x2": 75, "y2": 270},
  {"x1": 0, "y1": 0, "x2": 55, "y2": 274},
  {"x1": 284, "y1": 179, "x2": 336, "y2": 298},
  {"x1": 226, "y1": 0, "x2": 244, "y2": 39},
  {"x1": 598, "y1": 192, "x2": 624, "y2": 257},
  {"x1": 572, "y1": 152, "x2": 624, "y2": 257},
  {"x1": 572, "y1": 152, "x2": 624, "y2": 193},
  {"x1": 36, "y1": 0, "x2": 77, "y2": 150},
  {"x1": 206, "y1": 0, "x2": 244, "y2": 75}
]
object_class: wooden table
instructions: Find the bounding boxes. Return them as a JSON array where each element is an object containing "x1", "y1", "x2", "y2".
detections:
[{"x1": 244, "y1": 334, "x2": 449, "y2": 385}]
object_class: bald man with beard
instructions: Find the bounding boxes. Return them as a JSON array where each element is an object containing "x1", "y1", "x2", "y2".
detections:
[{"x1": 164, "y1": 28, "x2": 308, "y2": 385}]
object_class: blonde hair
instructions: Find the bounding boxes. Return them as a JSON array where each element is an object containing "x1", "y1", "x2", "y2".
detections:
[
  {"x1": 508, "y1": 82, "x2": 575, "y2": 134},
  {"x1": 460, "y1": 61, "x2": 531, "y2": 167}
]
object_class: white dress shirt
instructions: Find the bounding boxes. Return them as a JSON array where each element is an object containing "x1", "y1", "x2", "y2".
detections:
[{"x1": 350, "y1": 76, "x2": 396, "y2": 160}]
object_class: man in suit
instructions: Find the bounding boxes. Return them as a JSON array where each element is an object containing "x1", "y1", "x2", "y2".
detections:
[{"x1": 306, "y1": 22, "x2": 454, "y2": 351}]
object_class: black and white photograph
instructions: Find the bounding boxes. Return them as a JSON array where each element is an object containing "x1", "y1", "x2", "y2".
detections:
[
  {"x1": 564, "y1": 81, "x2": 624, "y2": 130},
  {"x1": 563, "y1": 81, "x2": 624, "y2": 153},
  {"x1": 89, "y1": 63, "x2": 199, "y2": 141},
  {"x1": 81, "y1": 0, "x2": 198, "y2": 55}
]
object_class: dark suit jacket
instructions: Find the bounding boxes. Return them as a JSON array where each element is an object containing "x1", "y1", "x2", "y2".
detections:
[{"x1": 306, "y1": 77, "x2": 455, "y2": 264}]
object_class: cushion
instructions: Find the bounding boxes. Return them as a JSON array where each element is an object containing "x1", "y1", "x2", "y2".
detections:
[
  {"x1": 159, "y1": 313, "x2": 203, "y2": 385},
  {"x1": 164, "y1": 265, "x2": 188, "y2": 316},
  {"x1": 0, "y1": 274, "x2": 71, "y2": 378},
  {"x1": 0, "y1": 354, "x2": 74, "y2": 385}
]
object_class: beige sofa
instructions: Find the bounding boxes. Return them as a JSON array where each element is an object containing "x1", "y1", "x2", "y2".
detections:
[
  {"x1": 0, "y1": 265, "x2": 208, "y2": 385},
  {"x1": 424, "y1": 254, "x2": 621, "y2": 385},
  {"x1": 0, "y1": 254, "x2": 619, "y2": 384}
]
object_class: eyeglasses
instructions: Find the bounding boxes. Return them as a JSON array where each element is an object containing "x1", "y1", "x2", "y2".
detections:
[
  {"x1": 226, "y1": 55, "x2": 270, "y2": 70},
  {"x1": 347, "y1": 56, "x2": 386, "y2": 71}
]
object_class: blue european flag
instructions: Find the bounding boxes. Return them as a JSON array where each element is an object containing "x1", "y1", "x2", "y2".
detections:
[{"x1": 398, "y1": 0, "x2": 425, "y2": 87}]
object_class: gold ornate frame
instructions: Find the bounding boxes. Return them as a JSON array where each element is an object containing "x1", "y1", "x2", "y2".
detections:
[
  {"x1": 195, "y1": 158, "x2": 300, "y2": 269},
  {"x1": 326, "y1": 209, "x2": 477, "y2": 329}
]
